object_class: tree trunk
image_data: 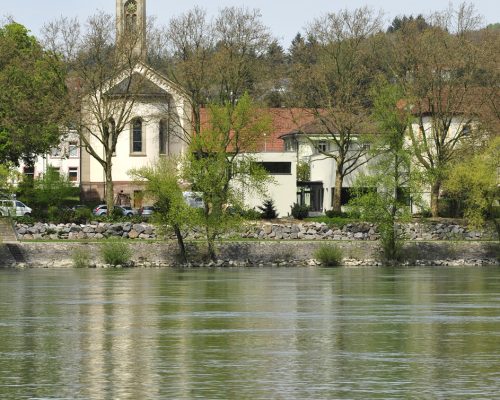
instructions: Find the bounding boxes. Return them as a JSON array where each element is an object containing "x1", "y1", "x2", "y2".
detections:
[
  {"x1": 207, "y1": 228, "x2": 217, "y2": 262},
  {"x1": 174, "y1": 224, "x2": 188, "y2": 264},
  {"x1": 430, "y1": 180, "x2": 441, "y2": 218},
  {"x1": 105, "y1": 167, "x2": 114, "y2": 216},
  {"x1": 332, "y1": 170, "x2": 344, "y2": 213}
]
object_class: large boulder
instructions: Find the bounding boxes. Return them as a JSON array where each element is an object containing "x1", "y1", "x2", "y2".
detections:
[{"x1": 133, "y1": 224, "x2": 145, "y2": 234}]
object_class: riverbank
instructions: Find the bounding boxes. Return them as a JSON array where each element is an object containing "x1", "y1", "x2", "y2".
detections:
[{"x1": 1, "y1": 240, "x2": 498, "y2": 268}]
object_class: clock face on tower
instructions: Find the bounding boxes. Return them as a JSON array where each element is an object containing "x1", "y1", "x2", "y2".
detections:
[{"x1": 125, "y1": 1, "x2": 137, "y2": 14}]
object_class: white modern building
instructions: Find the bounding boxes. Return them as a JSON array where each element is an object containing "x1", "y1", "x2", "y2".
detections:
[{"x1": 238, "y1": 152, "x2": 298, "y2": 218}]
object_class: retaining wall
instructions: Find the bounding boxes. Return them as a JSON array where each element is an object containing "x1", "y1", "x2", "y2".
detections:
[
  {"x1": 14, "y1": 220, "x2": 497, "y2": 241},
  {"x1": 1, "y1": 240, "x2": 498, "y2": 268}
]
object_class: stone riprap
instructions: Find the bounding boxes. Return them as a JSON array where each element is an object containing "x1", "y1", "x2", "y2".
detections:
[{"x1": 14, "y1": 220, "x2": 496, "y2": 241}]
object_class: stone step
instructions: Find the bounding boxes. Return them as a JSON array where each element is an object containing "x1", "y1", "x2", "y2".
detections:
[
  {"x1": 5, "y1": 244, "x2": 24, "y2": 263},
  {"x1": 0, "y1": 244, "x2": 16, "y2": 266},
  {"x1": 0, "y1": 218, "x2": 18, "y2": 243}
]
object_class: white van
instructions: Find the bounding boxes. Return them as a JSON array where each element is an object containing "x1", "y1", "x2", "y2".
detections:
[{"x1": 0, "y1": 200, "x2": 33, "y2": 217}]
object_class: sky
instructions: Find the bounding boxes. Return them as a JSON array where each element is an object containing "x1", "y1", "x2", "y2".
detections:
[{"x1": 2, "y1": 0, "x2": 499, "y2": 47}]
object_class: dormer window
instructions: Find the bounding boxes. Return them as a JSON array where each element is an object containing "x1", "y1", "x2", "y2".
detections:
[
  {"x1": 317, "y1": 141, "x2": 328, "y2": 153},
  {"x1": 284, "y1": 138, "x2": 297, "y2": 152}
]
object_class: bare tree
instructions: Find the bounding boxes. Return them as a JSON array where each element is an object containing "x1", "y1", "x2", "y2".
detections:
[
  {"x1": 212, "y1": 7, "x2": 271, "y2": 106},
  {"x1": 159, "y1": 6, "x2": 272, "y2": 145},
  {"x1": 386, "y1": 3, "x2": 490, "y2": 217},
  {"x1": 291, "y1": 7, "x2": 383, "y2": 212},
  {"x1": 43, "y1": 12, "x2": 146, "y2": 212},
  {"x1": 163, "y1": 7, "x2": 214, "y2": 141}
]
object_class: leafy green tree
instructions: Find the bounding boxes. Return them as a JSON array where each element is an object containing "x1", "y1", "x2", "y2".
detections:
[
  {"x1": 0, "y1": 164, "x2": 18, "y2": 197},
  {"x1": 184, "y1": 93, "x2": 271, "y2": 260},
  {"x1": 0, "y1": 22, "x2": 67, "y2": 165},
  {"x1": 17, "y1": 167, "x2": 76, "y2": 217},
  {"x1": 296, "y1": 161, "x2": 311, "y2": 181},
  {"x1": 444, "y1": 136, "x2": 500, "y2": 240},
  {"x1": 387, "y1": 14, "x2": 429, "y2": 33},
  {"x1": 349, "y1": 83, "x2": 423, "y2": 262},
  {"x1": 130, "y1": 158, "x2": 194, "y2": 263}
]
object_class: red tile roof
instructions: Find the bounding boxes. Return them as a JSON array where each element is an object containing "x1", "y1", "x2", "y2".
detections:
[{"x1": 199, "y1": 108, "x2": 317, "y2": 153}]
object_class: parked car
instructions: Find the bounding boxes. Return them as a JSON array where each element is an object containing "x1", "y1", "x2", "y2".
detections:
[
  {"x1": 71, "y1": 205, "x2": 90, "y2": 211},
  {"x1": 92, "y1": 205, "x2": 134, "y2": 217},
  {"x1": 139, "y1": 205, "x2": 156, "y2": 217},
  {"x1": 92, "y1": 204, "x2": 107, "y2": 216},
  {"x1": 121, "y1": 205, "x2": 138, "y2": 215},
  {"x1": 0, "y1": 199, "x2": 32, "y2": 217}
]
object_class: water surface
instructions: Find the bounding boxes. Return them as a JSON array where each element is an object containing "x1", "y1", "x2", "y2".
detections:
[{"x1": 0, "y1": 267, "x2": 499, "y2": 399}]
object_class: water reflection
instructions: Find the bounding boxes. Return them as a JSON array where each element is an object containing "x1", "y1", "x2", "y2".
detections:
[{"x1": 0, "y1": 267, "x2": 499, "y2": 399}]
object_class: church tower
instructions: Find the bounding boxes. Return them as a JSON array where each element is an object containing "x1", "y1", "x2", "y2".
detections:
[{"x1": 116, "y1": 0, "x2": 146, "y2": 60}]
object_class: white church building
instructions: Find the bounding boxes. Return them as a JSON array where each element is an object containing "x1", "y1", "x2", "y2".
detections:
[{"x1": 80, "y1": 0, "x2": 192, "y2": 207}]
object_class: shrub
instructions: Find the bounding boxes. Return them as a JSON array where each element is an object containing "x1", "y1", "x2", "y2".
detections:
[
  {"x1": 291, "y1": 203, "x2": 309, "y2": 220},
  {"x1": 73, "y1": 207, "x2": 93, "y2": 224},
  {"x1": 112, "y1": 207, "x2": 124, "y2": 219},
  {"x1": 258, "y1": 199, "x2": 278, "y2": 220},
  {"x1": 17, "y1": 168, "x2": 77, "y2": 211},
  {"x1": 72, "y1": 247, "x2": 91, "y2": 268},
  {"x1": 325, "y1": 209, "x2": 348, "y2": 218},
  {"x1": 13, "y1": 215, "x2": 35, "y2": 225},
  {"x1": 314, "y1": 244, "x2": 343, "y2": 267},
  {"x1": 236, "y1": 207, "x2": 261, "y2": 220},
  {"x1": 101, "y1": 241, "x2": 132, "y2": 266},
  {"x1": 420, "y1": 209, "x2": 432, "y2": 218},
  {"x1": 47, "y1": 206, "x2": 59, "y2": 222}
]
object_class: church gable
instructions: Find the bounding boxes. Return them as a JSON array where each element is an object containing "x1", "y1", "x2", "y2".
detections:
[{"x1": 107, "y1": 72, "x2": 170, "y2": 97}]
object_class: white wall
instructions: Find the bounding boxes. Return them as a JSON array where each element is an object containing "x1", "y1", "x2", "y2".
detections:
[
  {"x1": 238, "y1": 152, "x2": 297, "y2": 218},
  {"x1": 86, "y1": 100, "x2": 188, "y2": 183}
]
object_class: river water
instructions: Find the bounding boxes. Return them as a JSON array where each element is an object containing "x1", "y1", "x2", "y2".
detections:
[{"x1": 0, "y1": 267, "x2": 499, "y2": 399}]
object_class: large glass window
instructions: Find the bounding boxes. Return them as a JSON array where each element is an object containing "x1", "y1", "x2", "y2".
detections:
[
  {"x1": 256, "y1": 162, "x2": 292, "y2": 175},
  {"x1": 132, "y1": 119, "x2": 143, "y2": 153}
]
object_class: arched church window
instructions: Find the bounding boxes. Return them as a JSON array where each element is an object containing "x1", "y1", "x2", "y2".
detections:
[
  {"x1": 132, "y1": 118, "x2": 143, "y2": 153},
  {"x1": 159, "y1": 119, "x2": 170, "y2": 155}
]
